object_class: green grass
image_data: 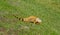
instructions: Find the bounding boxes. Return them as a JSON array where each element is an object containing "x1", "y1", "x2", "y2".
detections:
[{"x1": 0, "y1": 0, "x2": 60, "y2": 35}]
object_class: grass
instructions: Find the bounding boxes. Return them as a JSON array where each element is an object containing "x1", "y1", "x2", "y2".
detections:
[{"x1": 0, "y1": 0, "x2": 60, "y2": 35}]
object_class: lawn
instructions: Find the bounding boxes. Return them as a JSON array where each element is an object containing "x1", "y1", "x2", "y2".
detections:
[{"x1": 0, "y1": 0, "x2": 60, "y2": 35}]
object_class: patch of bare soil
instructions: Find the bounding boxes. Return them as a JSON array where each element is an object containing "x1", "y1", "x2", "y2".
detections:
[
  {"x1": 0, "y1": 16, "x2": 18, "y2": 24},
  {"x1": 0, "y1": 27, "x2": 7, "y2": 35}
]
